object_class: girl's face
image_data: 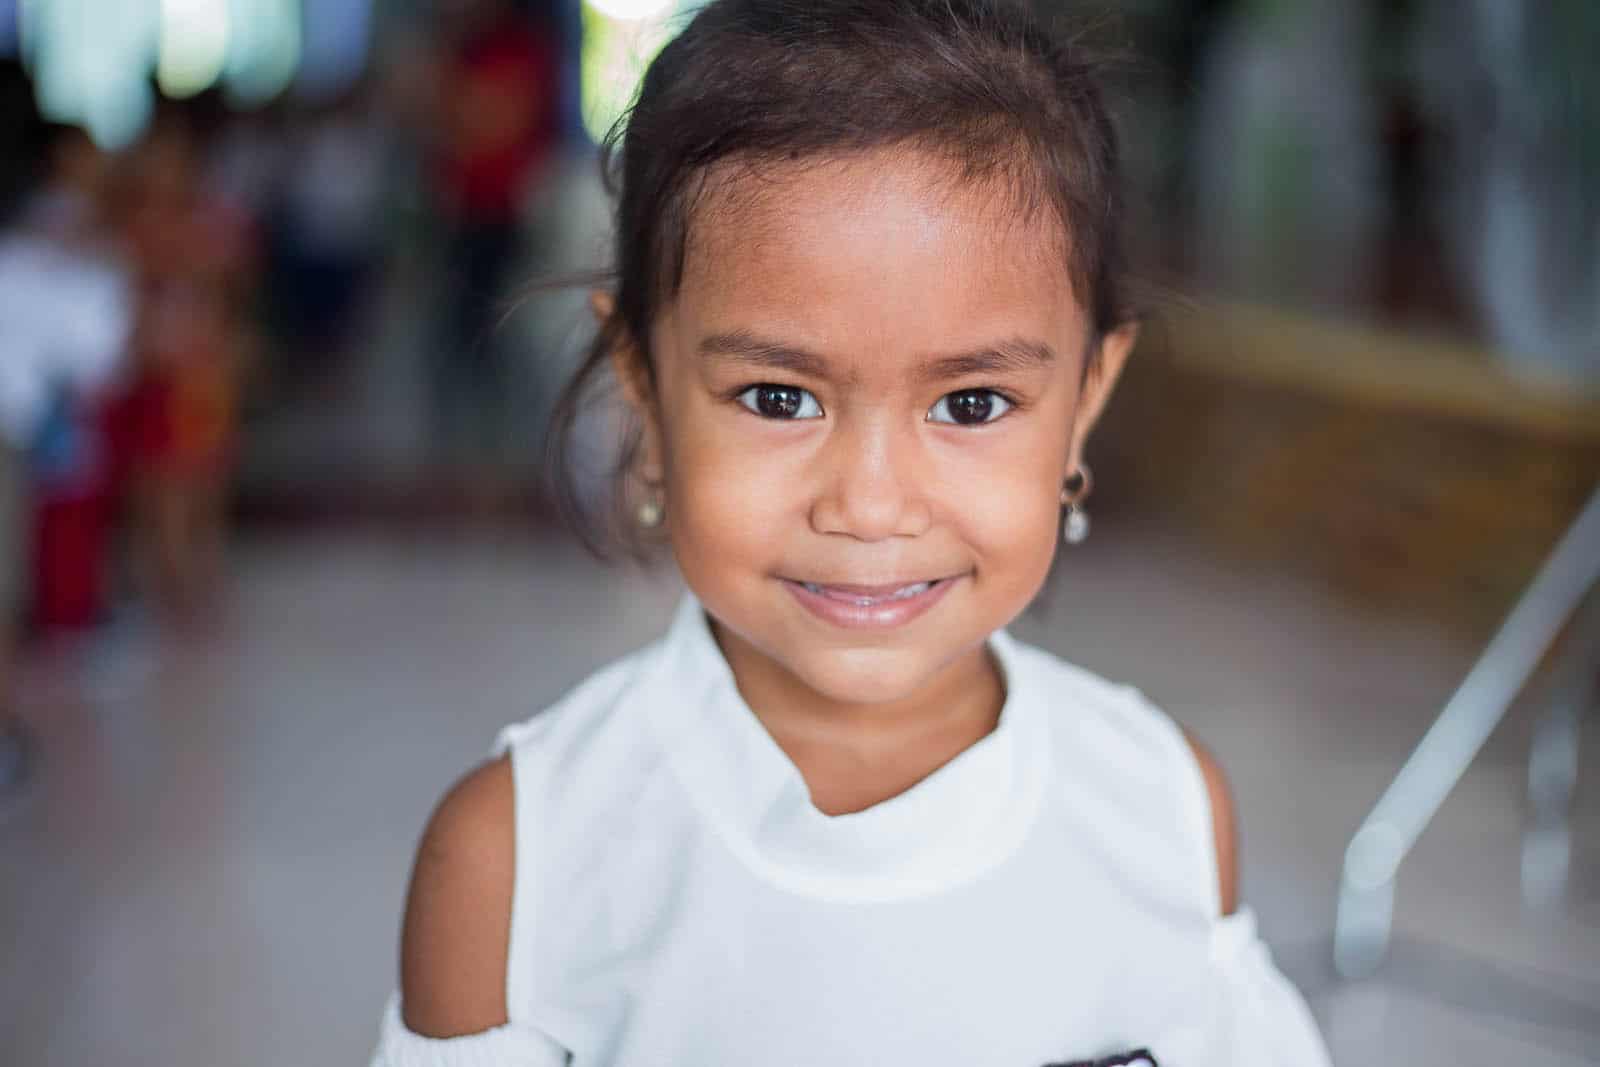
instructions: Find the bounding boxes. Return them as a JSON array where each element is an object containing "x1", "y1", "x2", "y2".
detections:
[{"x1": 626, "y1": 150, "x2": 1134, "y2": 710}]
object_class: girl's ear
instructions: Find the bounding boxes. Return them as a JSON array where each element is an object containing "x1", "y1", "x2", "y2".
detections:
[
  {"x1": 1067, "y1": 321, "x2": 1138, "y2": 471},
  {"x1": 590, "y1": 289, "x2": 665, "y2": 483},
  {"x1": 591, "y1": 289, "x2": 653, "y2": 411},
  {"x1": 587, "y1": 289, "x2": 613, "y2": 324}
]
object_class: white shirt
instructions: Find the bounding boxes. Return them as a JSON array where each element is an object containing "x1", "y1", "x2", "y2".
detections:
[
  {"x1": 372, "y1": 597, "x2": 1330, "y2": 1067},
  {"x1": 0, "y1": 227, "x2": 132, "y2": 447}
]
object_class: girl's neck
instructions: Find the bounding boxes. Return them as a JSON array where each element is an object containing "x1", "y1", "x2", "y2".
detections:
[{"x1": 710, "y1": 622, "x2": 1005, "y2": 815}]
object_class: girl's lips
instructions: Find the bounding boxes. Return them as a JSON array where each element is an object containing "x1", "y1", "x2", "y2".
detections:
[
  {"x1": 781, "y1": 575, "x2": 959, "y2": 630},
  {"x1": 798, "y1": 580, "x2": 934, "y2": 603}
]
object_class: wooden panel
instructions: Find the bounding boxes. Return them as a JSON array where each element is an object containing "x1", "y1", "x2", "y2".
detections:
[{"x1": 1093, "y1": 305, "x2": 1600, "y2": 635}]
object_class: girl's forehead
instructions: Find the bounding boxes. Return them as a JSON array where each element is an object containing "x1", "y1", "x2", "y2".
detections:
[{"x1": 669, "y1": 151, "x2": 1085, "y2": 361}]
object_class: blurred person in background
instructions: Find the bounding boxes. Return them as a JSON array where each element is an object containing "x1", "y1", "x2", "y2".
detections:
[
  {"x1": 122, "y1": 110, "x2": 257, "y2": 624},
  {"x1": 26, "y1": 127, "x2": 137, "y2": 634},
  {"x1": 428, "y1": 0, "x2": 558, "y2": 488},
  {"x1": 269, "y1": 88, "x2": 388, "y2": 397},
  {"x1": 0, "y1": 122, "x2": 133, "y2": 793}
]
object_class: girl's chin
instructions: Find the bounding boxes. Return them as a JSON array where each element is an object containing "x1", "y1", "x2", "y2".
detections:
[{"x1": 780, "y1": 647, "x2": 962, "y2": 707}]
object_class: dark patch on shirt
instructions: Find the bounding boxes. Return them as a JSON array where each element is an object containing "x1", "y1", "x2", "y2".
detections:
[{"x1": 1045, "y1": 1051, "x2": 1158, "y2": 1067}]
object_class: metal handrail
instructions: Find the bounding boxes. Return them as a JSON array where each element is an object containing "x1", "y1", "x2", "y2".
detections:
[{"x1": 1333, "y1": 485, "x2": 1600, "y2": 978}]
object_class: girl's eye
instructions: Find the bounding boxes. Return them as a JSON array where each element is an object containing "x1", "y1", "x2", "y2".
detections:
[
  {"x1": 928, "y1": 389, "x2": 1012, "y2": 426},
  {"x1": 736, "y1": 384, "x2": 824, "y2": 420}
]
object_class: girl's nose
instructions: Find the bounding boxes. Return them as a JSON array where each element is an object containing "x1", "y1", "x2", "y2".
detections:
[{"x1": 808, "y1": 418, "x2": 932, "y2": 542}]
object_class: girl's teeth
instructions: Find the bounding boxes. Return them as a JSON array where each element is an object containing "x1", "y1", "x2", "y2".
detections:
[{"x1": 803, "y1": 581, "x2": 934, "y2": 604}]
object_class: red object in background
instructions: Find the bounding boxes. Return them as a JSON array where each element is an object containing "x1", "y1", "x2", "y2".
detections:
[
  {"x1": 32, "y1": 491, "x2": 109, "y2": 630},
  {"x1": 442, "y1": 18, "x2": 557, "y2": 223},
  {"x1": 32, "y1": 388, "x2": 142, "y2": 632},
  {"x1": 114, "y1": 374, "x2": 172, "y2": 475},
  {"x1": 120, "y1": 353, "x2": 235, "y2": 483}
]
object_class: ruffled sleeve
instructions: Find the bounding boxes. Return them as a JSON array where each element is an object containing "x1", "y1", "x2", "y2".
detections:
[
  {"x1": 369, "y1": 995, "x2": 569, "y2": 1067},
  {"x1": 1201, "y1": 909, "x2": 1331, "y2": 1067}
]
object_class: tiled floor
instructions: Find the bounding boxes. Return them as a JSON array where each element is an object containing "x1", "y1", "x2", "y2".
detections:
[{"x1": 2, "y1": 525, "x2": 1595, "y2": 1066}]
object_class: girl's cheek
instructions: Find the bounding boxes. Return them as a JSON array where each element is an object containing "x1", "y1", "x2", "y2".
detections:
[
  {"x1": 957, "y1": 436, "x2": 1072, "y2": 556},
  {"x1": 670, "y1": 432, "x2": 796, "y2": 544}
]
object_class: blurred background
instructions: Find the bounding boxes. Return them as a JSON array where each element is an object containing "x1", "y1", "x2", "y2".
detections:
[{"x1": 0, "y1": 0, "x2": 1595, "y2": 1063}]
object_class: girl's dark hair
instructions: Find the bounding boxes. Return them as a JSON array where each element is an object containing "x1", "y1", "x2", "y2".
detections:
[{"x1": 548, "y1": 0, "x2": 1131, "y2": 555}]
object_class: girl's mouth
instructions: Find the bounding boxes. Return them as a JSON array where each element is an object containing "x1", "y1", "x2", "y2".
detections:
[
  {"x1": 799, "y1": 580, "x2": 934, "y2": 605},
  {"x1": 781, "y1": 576, "x2": 959, "y2": 629}
]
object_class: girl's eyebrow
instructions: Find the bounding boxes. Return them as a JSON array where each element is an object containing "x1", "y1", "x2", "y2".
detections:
[
  {"x1": 698, "y1": 331, "x2": 1055, "y2": 381},
  {"x1": 919, "y1": 338, "x2": 1057, "y2": 381},
  {"x1": 698, "y1": 331, "x2": 837, "y2": 379}
]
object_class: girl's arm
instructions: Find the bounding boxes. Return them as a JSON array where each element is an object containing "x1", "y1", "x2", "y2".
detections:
[
  {"x1": 398, "y1": 755, "x2": 516, "y2": 1038},
  {"x1": 1182, "y1": 732, "x2": 1333, "y2": 1065},
  {"x1": 1183, "y1": 731, "x2": 1240, "y2": 916}
]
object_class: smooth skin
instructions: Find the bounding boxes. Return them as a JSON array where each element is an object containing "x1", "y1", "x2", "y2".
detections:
[{"x1": 398, "y1": 149, "x2": 1238, "y2": 1038}]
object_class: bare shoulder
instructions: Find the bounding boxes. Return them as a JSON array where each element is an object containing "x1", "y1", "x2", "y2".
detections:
[
  {"x1": 400, "y1": 755, "x2": 516, "y2": 1038},
  {"x1": 1181, "y1": 729, "x2": 1240, "y2": 917}
]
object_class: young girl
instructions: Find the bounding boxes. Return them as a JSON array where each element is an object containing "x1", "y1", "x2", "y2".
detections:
[{"x1": 373, "y1": 2, "x2": 1330, "y2": 1064}]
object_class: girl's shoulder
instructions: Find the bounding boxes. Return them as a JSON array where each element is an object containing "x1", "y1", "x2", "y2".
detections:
[
  {"x1": 393, "y1": 640, "x2": 672, "y2": 1040},
  {"x1": 397, "y1": 754, "x2": 517, "y2": 1039}
]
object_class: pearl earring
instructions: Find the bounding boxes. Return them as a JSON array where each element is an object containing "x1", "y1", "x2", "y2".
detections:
[
  {"x1": 637, "y1": 491, "x2": 664, "y2": 529},
  {"x1": 1060, "y1": 465, "x2": 1093, "y2": 545}
]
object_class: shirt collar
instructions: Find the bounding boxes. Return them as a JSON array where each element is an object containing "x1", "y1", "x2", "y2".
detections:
[{"x1": 642, "y1": 595, "x2": 1049, "y2": 900}]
